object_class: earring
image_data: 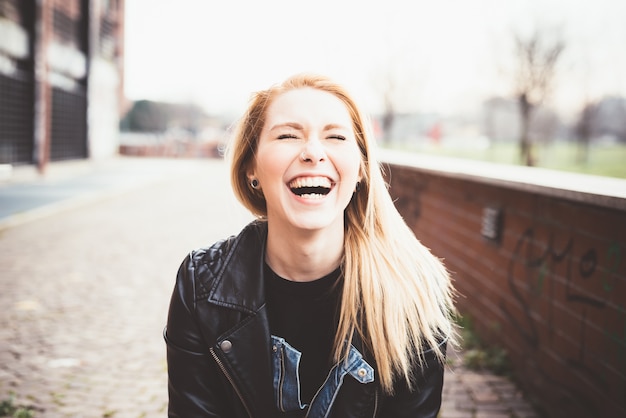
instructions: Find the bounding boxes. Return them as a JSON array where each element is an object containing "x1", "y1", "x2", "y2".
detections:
[
  {"x1": 250, "y1": 178, "x2": 260, "y2": 189},
  {"x1": 355, "y1": 181, "x2": 361, "y2": 192}
]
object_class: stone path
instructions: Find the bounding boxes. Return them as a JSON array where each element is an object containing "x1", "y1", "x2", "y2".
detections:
[{"x1": 0, "y1": 157, "x2": 541, "y2": 417}]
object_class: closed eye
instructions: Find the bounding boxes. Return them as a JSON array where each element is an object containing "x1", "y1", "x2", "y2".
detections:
[
  {"x1": 277, "y1": 134, "x2": 299, "y2": 140},
  {"x1": 328, "y1": 135, "x2": 346, "y2": 141}
]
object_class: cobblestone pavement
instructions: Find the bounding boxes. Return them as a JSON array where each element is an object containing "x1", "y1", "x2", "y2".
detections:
[{"x1": 0, "y1": 157, "x2": 541, "y2": 417}]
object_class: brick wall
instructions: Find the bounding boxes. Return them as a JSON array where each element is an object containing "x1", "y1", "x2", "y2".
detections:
[{"x1": 382, "y1": 151, "x2": 626, "y2": 418}]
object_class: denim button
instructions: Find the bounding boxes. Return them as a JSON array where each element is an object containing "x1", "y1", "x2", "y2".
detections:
[
  {"x1": 220, "y1": 340, "x2": 232, "y2": 353},
  {"x1": 357, "y1": 368, "x2": 367, "y2": 377}
]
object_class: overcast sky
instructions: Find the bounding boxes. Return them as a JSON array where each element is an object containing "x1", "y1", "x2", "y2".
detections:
[{"x1": 123, "y1": 0, "x2": 626, "y2": 118}]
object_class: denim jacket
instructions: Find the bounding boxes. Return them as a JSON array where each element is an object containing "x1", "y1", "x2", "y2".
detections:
[{"x1": 164, "y1": 220, "x2": 446, "y2": 418}]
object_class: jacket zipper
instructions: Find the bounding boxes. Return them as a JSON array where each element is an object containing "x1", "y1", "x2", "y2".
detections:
[
  {"x1": 209, "y1": 347, "x2": 253, "y2": 418},
  {"x1": 278, "y1": 345, "x2": 286, "y2": 411},
  {"x1": 372, "y1": 387, "x2": 378, "y2": 417}
]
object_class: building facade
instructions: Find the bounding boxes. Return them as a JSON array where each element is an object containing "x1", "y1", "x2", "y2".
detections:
[{"x1": 0, "y1": 0, "x2": 124, "y2": 169}]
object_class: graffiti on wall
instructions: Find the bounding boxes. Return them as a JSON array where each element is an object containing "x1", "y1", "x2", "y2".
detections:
[{"x1": 502, "y1": 226, "x2": 625, "y2": 415}]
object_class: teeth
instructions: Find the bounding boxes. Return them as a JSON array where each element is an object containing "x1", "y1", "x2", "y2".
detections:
[
  {"x1": 298, "y1": 193, "x2": 326, "y2": 199},
  {"x1": 288, "y1": 176, "x2": 332, "y2": 198},
  {"x1": 288, "y1": 176, "x2": 332, "y2": 189}
]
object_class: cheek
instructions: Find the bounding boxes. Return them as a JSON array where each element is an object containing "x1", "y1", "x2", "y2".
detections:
[
  {"x1": 339, "y1": 148, "x2": 362, "y2": 181},
  {"x1": 255, "y1": 149, "x2": 289, "y2": 184}
]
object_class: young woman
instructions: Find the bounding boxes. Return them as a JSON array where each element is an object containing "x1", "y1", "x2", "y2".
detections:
[{"x1": 164, "y1": 74, "x2": 457, "y2": 417}]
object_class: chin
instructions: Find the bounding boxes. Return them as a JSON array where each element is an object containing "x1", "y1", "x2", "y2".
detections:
[{"x1": 288, "y1": 214, "x2": 343, "y2": 233}]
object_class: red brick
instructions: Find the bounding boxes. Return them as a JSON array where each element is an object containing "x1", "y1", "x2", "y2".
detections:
[{"x1": 388, "y1": 163, "x2": 626, "y2": 418}]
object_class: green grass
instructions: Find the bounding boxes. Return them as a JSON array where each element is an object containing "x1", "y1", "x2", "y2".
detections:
[
  {"x1": 455, "y1": 314, "x2": 511, "y2": 376},
  {"x1": 0, "y1": 396, "x2": 35, "y2": 418},
  {"x1": 386, "y1": 141, "x2": 626, "y2": 179}
]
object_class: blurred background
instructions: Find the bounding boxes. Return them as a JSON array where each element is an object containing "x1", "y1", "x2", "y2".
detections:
[
  {"x1": 2, "y1": 0, "x2": 625, "y2": 178},
  {"x1": 121, "y1": 0, "x2": 626, "y2": 178}
]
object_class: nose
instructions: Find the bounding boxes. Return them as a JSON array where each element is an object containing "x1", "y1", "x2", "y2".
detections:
[{"x1": 300, "y1": 137, "x2": 326, "y2": 163}]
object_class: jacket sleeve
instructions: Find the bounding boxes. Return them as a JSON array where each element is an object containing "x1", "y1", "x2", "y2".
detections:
[
  {"x1": 164, "y1": 253, "x2": 230, "y2": 418},
  {"x1": 377, "y1": 341, "x2": 447, "y2": 418}
]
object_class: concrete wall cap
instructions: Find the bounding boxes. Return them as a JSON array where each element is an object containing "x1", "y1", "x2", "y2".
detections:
[{"x1": 379, "y1": 149, "x2": 626, "y2": 211}]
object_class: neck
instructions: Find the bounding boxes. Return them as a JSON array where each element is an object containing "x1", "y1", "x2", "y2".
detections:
[{"x1": 265, "y1": 223, "x2": 344, "y2": 282}]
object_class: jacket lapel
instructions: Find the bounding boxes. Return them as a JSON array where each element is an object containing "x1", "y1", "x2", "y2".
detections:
[
  {"x1": 206, "y1": 221, "x2": 276, "y2": 416},
  {"x1": 207, "y1": 221, "x2": 268, "y2": 313},
  {"x1": 211, "y1": 307, "x2": 275, "y2": 417}
]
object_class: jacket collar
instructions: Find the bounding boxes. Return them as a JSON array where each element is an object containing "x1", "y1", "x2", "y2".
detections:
[{"x1": 207, "y1": 220, "x2": 268, "y2": 314}]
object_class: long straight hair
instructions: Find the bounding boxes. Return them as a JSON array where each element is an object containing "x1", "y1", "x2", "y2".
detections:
[{"x1": 228, "y1": 74, "x2": 456, "y2": 395}]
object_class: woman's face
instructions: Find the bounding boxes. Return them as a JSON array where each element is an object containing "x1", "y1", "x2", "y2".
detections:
[{"x1": 250, "y1": 87, "x2": 362, "y2": 234}]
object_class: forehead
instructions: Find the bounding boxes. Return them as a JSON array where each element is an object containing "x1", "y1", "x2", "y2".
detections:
[{"x1": 264, "y1": 88, "x2": 353, "y2": 128}]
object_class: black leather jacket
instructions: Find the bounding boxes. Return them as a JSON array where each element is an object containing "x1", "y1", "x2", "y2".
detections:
[{"x1": 164, "y1": 221, "x2": 446, "y2": 417}]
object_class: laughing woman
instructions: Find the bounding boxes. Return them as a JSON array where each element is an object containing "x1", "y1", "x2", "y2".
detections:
[{"x1": 164, "y1": 74, "x2": 457, "y2": 418}]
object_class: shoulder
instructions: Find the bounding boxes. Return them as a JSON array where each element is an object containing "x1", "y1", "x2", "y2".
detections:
[
  {"x1": 188, "y1": 219, "x2": 267, "y2": 268},
  {"x1": 176, "y1": 220, "x2": 267, "y2": 296}
]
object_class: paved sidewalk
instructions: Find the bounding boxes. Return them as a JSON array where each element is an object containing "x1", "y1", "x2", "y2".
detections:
[{"x1": 0, "y1": 156, "x2": 541, "y2": 417}]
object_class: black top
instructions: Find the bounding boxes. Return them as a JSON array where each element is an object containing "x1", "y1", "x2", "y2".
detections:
[{"x1": 264, "y1": 262, "x2": 343, "y2": 405}]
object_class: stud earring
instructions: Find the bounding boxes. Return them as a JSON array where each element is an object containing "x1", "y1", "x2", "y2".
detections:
[{"x1": 250, "y1": 178, "x2": 260, "y2": 189}]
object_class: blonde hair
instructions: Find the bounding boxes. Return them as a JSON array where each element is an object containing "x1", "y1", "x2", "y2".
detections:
[{"x1": 228, "y1": 73, "x2": 456, "y2": 394}]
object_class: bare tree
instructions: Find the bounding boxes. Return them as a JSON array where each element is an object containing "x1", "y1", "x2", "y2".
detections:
[
  {"x1": 512, "y1": 27, "x2": 565, "y2": 166},
  {"x1": 379, "y1": 68, "x2": 399, "y2": 146},
  {"x1": 575, "y1": 100, "x2": 596, "y2": 164},
  {"x1": 370, "y1": 57, "x2": 429, "y2": 146}
]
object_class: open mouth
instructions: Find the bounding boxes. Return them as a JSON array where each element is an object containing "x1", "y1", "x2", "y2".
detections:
[{"x1": 288, "y1": 177, "x2": 332, "y2": 198}]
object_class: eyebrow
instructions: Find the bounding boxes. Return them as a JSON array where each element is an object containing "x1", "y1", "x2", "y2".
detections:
[
  {"x1": 269, "y1": 123, "x2": 303, "y2": 131},
  {"x1": 269, "y1": 123, "x2": 349, "y2": 132}
]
